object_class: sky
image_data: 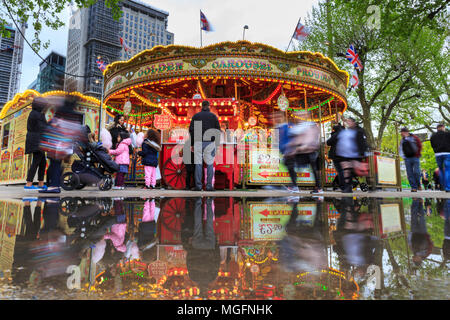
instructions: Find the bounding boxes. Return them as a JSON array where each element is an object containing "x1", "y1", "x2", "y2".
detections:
[{"x1": 19, "y1": 0, "x2": 319, "y2": 92}]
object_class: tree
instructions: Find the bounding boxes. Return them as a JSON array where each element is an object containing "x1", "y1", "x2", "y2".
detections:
[
  {"x1": 299, "y1": 0, "x2": 449, "y2": 149},
  {"x1": 0, "y1": 0, "x2": 123, "y2": 51}
]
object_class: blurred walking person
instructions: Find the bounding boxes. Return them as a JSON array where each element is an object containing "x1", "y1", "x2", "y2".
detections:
[
  {"x1": 400, "y1": 127, "x2": 423, "y2": 192},
  {"x1": 285, "y1": 111, "x2": 322, "y2": 194},
  {"x1": 39, "y1": 96, "x2": 83, "y2": 193},
  {"x1": 24, "y1": 97, "x2": 48, "y2": 191},
  {"x1": 327, "y1": 121, "x2": 345, "y2": 190},
  {"x1": 335, "y1": 117, "x2": 369, "y2": 193},
  {"x1": 430, "y1": 124, "x2": 450, "y2": 192}
]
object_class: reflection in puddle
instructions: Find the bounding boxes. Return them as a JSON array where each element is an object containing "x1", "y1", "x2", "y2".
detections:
[{"x1": 0, "y1": 196, "x2": 448, "y2": 300}]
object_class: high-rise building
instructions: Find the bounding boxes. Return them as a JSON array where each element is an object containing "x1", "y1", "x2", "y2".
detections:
[
  {"x1": 65, "y1": 0, "x2": 174, "y2": 98},
  {"x1": 0, "y1": 24, "x2": 25, "y2": 109},
  {"x1": 37, "y1": 52, "x2": 66, "y2": 93}
]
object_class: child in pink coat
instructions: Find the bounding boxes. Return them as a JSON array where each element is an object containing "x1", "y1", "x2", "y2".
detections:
[{"x1": 109, "y1": 131, "x2": 132, "y2": 190}]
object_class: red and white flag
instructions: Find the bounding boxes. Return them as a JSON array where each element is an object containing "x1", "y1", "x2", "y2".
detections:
[
  {"x1": 293, "y1": 20, "x2": 310, "y2": 42},
  {"x1": 350, "y1": 69, "x2": 359, "y2": 89},
  {"x1": 119, "y1": 37, "x2": 133, "y2": 54}
]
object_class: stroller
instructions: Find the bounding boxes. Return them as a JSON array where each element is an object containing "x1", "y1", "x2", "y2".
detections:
[
  {"x1": 60, "y1": 141, "x2": 119, "y2": 191},
  {"x1": 332, "y1": 158, "x2": 370, "y2": 192}
]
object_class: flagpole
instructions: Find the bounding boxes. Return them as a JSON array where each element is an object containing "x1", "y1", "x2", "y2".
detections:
[
  {"x1": 286, "y1": 17, "x2": 301, "y2": 53},
  {"x1": 200, "y1": 10, "x2": 203, "y2": 48}
]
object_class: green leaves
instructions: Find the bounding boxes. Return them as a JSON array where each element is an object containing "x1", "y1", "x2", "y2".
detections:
[
  {"x1": 299, "y1": 0, "x2": 448, "y2": 149},
  {"x1": 0, "y1": 0, "x2": 124, "y2": 52}
]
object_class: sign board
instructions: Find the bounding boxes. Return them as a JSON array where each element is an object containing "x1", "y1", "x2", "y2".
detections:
[
  {"x1": 250, "y1": 203, "x2": 291, "y2": 241},
  {"x1": 377, "y1": 156, "x2": 397, "y2": 185},
  {"x1": 380, "y1": 203, "x2": 402, "y2": 236},
  {"x1": 147, "y1": 260, "x2": 168, "y2": 280},
  {"x1": 249, "y1": 148, "x2": 315, "y2": 184},
  {"x1": 154, "y1": 114, "x2": 171, "y2": 130}
]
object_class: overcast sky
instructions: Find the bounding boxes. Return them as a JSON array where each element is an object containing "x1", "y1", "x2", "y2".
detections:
[{"x1": 19, "y1": 0, "x2": 319, "y2": 92}]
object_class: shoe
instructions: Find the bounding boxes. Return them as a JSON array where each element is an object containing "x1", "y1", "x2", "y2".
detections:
[
  {"x1": 112, "y1": 186, "x2": 122, "y2": 190},
  {"x1": 310, "y1": 189, "x2": 323, "y2": 194},
  {"x1": 287, "y1": 186, "x2": 300, "y2": 193},
  {"x1": 342, "y1": 186, "x2": 353, "y2": 193},
  {"x1": 38, "y1": 185, "x2": 47, "y2": 190},
  {"x1": 22, "y1": 197, "x2": 38, "y2": 202},
  {"x1": 206, "y1": 188, "x2": 215, "y2": 192},
  {"x1": 24, "y1": 185, "x2": 40, "y2": 190},
  {"x1": 411, "y1": 189, "x2": 417, "y2": 192},
  {"x1": 39, "y1": 188, "x2": 61, "y2": 194},
  {"x1": 194, "y1": 187, "x2": 203, "y2": 191}
]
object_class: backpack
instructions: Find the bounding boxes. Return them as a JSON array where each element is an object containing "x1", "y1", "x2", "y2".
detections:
[{"x1": 403, "y1": 138, "x2": 418, "y2": 158}]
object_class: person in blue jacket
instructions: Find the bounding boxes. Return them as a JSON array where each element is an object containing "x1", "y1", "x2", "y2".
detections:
[{"x1": 138, "y1": 129, "x2": 161, "y2": 189}]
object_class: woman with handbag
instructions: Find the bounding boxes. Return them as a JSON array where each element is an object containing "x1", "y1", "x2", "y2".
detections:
[{"x1": 335, "y1": 117, "x2": 369, "y2": 193}]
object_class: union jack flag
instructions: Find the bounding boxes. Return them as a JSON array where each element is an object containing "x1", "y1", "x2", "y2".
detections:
[
  {"x1": 346, "y1": 44, "x2": 363, "y2": 71},
  {"x1": 96, "y1": 59, "x2": 107, "y2": 72},
  {"x1": 200, "y1": 10, "x2": 213, "y2": 32},
  {"x1": 350, "y1": 69, "x2": 359, "y2": 89},
  {"x1": 293, "y1": 21, "x2": 310, "y2": 42}
]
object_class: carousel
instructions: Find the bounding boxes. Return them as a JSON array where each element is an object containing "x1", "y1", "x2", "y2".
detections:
[{"x1": 102, "y1": 41, "x2": 349, "y2": 190}]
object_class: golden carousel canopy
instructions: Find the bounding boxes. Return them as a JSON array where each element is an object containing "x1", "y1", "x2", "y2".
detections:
[{"x1": 103, "y1": 41, "x2": 349, "y2": 124}]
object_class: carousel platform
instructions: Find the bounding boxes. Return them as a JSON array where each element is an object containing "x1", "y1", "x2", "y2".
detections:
[{"x1": 1, "y1": 185, "x2": 448, "y2": 199}]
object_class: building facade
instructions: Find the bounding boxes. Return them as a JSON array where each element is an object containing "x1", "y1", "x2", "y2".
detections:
[
  {"x1": 65, "y1": 0, "x2": 174, "y2": 98},
  {"x1": 37, "y1": 52, "x2": 66, "y2": 93},
  {"x1": 0, "y1": 24, "x2": 25, "y2": 109}
]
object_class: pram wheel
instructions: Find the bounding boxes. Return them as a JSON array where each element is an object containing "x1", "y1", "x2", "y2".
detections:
[
  {"x1": 99, "y1": 176, "x2": 113, "y2": 191},
  {"x1": 360, "y1": 183, "x2": 369, "y2": 192},
  {"x1": 61, "y1": 172, "x2": 80, "y2": 191},
  {"x1": 76, "y1": 183, "x2": 86, "y2": 190}
]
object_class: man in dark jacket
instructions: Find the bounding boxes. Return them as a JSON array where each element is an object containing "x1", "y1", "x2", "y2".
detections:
[
  {"x1": 24, "y1": 97, "x2": 48, "y2": 190},
  {"x1": 188, "y1": 100, "x2": 220, "y2": 191},
  {"x1": 400, "y1": 127, "x2": 423, "y2": 192},
  {"x1": 327, "y1": 123, "x2": 345, "y2": 190},
  {"x1": 430, "y1": 124, "x2": 450, "y2": 192}
]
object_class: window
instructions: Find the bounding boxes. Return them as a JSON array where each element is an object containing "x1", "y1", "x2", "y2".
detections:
[
  {"x1": 130, "y1": 15, "x2": 133, "y2": 20},
  {"x1": 140, "y1": 18, "x2": 142, "y2": 23},
  {"x1": 126, "y1": 20, "x2": 128, "y2": 26},
  {"x1": 126, "y1": 12, "x2": 129, "y2": 18},
  {"x1": 144, "y1": 26, "x2": 147, "y2": 31},
  {"x1": 139, "y1": 45, "x2": 141, "y2": 50},
  {"x1": 135, "y1": 17, "x2": 138, "y2": 22},
  {"x1": 152, "y1": 36, "x2": 155, "y2": 41},
  {"x1": 134, "y1": 44, "x2": 137, "y2": 49},
  {"x1": 134, "y1": 30, "x2": 137, "y2": 35},
  {"x1": 126, "y1": 27, "x2": 128, "y2": 32},
  {"x1": 2, "y1": 123, "x2": 10, "y2": 149},
  {"x1": 139, "y1": 31, "x2": 142, "y2": 36}
]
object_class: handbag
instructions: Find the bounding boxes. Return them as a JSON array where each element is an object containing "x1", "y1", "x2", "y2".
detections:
[{"x1": 351, "y1": 160, "x2": 369, "y2": 177}]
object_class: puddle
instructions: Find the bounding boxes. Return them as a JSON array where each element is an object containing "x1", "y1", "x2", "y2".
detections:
[{"x1": 0, "y1": 196, "x2": 448, "y2": 300}]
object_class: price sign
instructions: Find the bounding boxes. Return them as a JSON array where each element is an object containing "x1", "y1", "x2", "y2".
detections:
[
  {"x1": 147, "y1": 260, "x2": 167, "y2": 280},
  {"x1": 154, "y1": 114, "x2": 171, "y2": 130}
]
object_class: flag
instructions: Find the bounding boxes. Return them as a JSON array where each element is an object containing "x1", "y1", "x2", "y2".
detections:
[
  {"x1": 200, "y1": 10, "x2": 213, "y2": 32},
  {"x1": 346, "y1": 44, "x2": 363, "y2": 71},
  {"x1": 292, "y1": 20, "x2": 310, "y2": 42},
  {"x1": 0, "y1": 45, "x2": 14, "y2": 52},
  {"x1": 350, "y1": 69, "x2": 359, "y2": 89},
  {"x1": 119, "y1": 37, "x2": 133, "y2": 54},
  {"x1": 96, "y1": 59, "x2": 107, "y2": 72}
]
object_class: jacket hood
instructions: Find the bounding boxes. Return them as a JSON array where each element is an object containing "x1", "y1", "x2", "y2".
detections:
[{"x1": 120, "y1": 138, "x2": 132, "y2": 146}]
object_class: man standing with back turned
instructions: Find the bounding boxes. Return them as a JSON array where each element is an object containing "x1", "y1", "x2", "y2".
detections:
[
  {"x1": 189, "y1": 100, "x2": 221, "y2": 191},
  {"x1": 430, "y1": 124, "x2": 450, "y2": 192}
]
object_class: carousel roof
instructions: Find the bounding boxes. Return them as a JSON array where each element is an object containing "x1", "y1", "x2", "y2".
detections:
[{"x1": 102, "y1": 41, "x2": 349, "y2": 124}]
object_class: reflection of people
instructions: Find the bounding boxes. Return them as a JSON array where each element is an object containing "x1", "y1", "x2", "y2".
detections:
[
  {"x1": 333, "y1": 197, "x2": 381, "y2": 277},
  {"x1": 24, "y1": 97, "x2": 48, "y2": 191},
  {"x1": 443, "y1": 200, "x2": 449, "y2": 264},
  {"x1": 421, "y1": 169, "x2": 431, "y2": 190},
  {"x1": 409, "y1": 199, "x2": 433, "y2": 267},
  {"x1": 183, "y1": 198, "x2": 220, "y2": 298},
  {"x1": 280, "y1": 198, "x2": 327, "y2": 272}
]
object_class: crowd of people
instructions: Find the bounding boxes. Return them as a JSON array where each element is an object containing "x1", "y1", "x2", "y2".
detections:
[{"x1": 23, "y1": 96, "x2": 450, "y2": 193}]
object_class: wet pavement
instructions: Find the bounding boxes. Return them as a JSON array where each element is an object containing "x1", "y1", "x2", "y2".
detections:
[{"x1": 0, "y1": 196, "x2": 448, "y2": 300}]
